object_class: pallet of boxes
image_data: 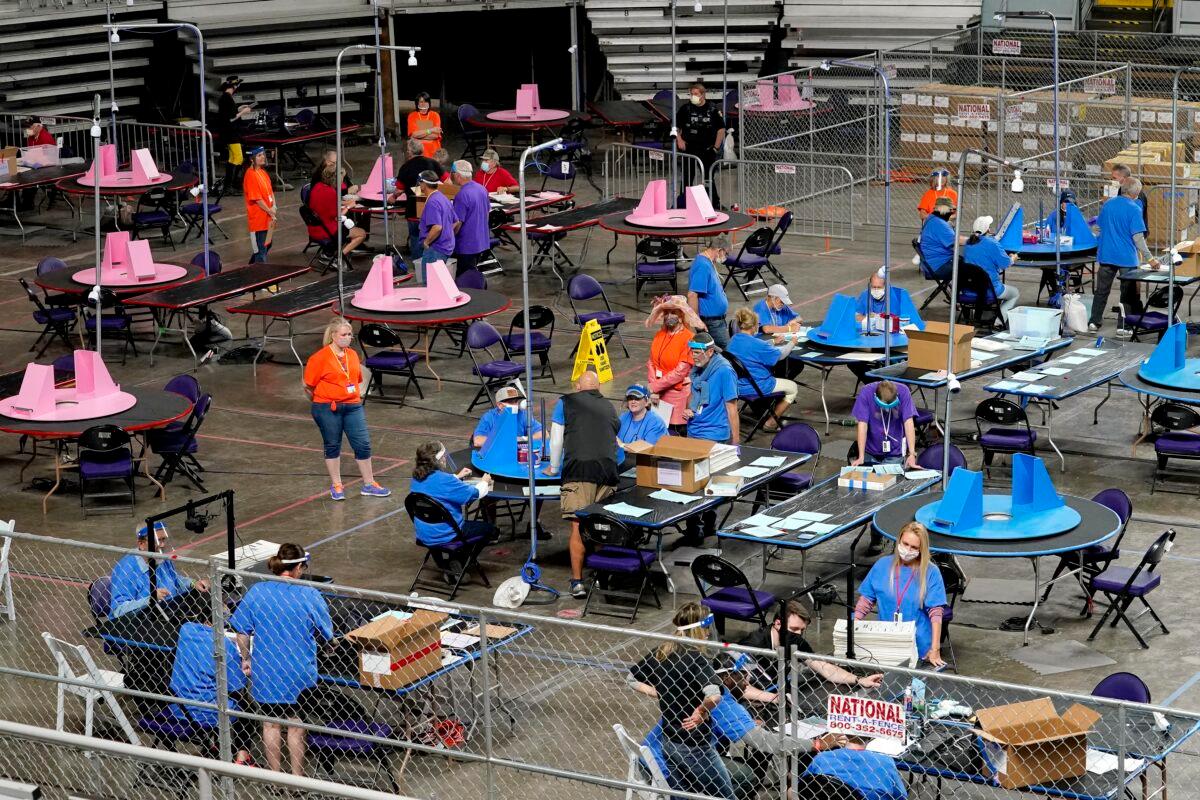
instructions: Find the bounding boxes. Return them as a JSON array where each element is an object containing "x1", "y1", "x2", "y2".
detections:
[{"x1": 897, "y1": 84, "x2": 1002, "y2": 178}]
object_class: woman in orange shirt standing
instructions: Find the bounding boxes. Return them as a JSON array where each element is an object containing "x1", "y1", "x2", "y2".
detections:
[
  {"x1": 645, "y1": 295, "x2": 701, "y2": 432},
  {"x1": 407, "y1": 91, "x2": 442, "y2": 159},
  {"x1": 303, "y1": 318, "x2": 391, "y2": 501},
  {"x1": 917, "y1": 168, "x2": 957, "y2": 223}
]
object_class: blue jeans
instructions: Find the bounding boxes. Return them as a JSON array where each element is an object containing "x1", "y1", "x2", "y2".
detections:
[
  {"x1": 311, "y1": 402, "x2": 371, "y2": 460},
  {"x1": 702, "y1": 315, "x2": 730, "y2": 349},
  {"x1": 407, "y1": 220, "x2": 423, "y2": 260},
  {"x1": 419, "y1": 247, "x2": 451, "y2": 283},
  {"x1": 250, "y1": 229, "x2": 271, "y2": 263},
  {"x1": 662, "y1": 739, "x2": 735, "y2": 799}
]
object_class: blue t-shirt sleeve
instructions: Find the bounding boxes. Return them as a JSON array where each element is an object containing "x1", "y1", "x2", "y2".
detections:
[
  {"x1": 473, "y1": 411, "x2": 494, "y2": 439},
  {"x1": 308, "y1": 590, "x2": 335, "y2": 641},
  {"x1": 859, "y1": 558, "x2": 886, "y2": 603},
  {"x1": 933, "y1": 219, "x2": 955, "y2": 248},
  {"x1": 715, "y1": 367, "x2": 738, "y2": 403},
  {"x1": 444, "y1": 472, "x2": 480, "y2": 507},
  {"x1": 1128, "y1": 201, "x2": 1147, "y2": 236},
  {"x1": 924, "y1": 563, "x2": 948, "y2": 610},
  {"x1": 229, "y1": 590, "x2": 256, "y2": 634},
  {"x1": 646, "y1": 413, "x2": 669, "y2": 444}
]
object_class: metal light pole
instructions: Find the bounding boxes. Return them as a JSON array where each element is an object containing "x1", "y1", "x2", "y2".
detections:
[
  {"x1": 334, "y1": 43, "x2": 421, "y2": 310},
  {"x1": 945, "y1": 147, "x2": 1022, "y2": 484},
  {"x1": 370, "y1": 0, "x2": 393, "y2": 251},
  {"x1": 670, "y1": 0, "x2": 679, "y2": 206},
  {"x1": 1168, "y1": 67, "x2": 1200, "y2": 322},
  {"x1": 105, "y1": 22, "x2": 210, "y2": 274},
  {"x1": 105, "y1": 0, "x2": 118, "y2": 141},
  {"x1": 90, "y1": 95, "x2": 103, "y2": 354},
  {"x1": 826, "y1": 58, "x2": 894, "y2": 361},
  {"x1": 570, "y1": 4, "x2": 581, "y2": 112}
]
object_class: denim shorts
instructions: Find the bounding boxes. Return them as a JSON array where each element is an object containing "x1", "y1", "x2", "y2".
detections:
[{"x1": 311, "y1": 402, "x2": 371, "y2": 460}]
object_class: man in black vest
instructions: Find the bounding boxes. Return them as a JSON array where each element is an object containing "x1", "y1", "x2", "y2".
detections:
[{"x1": 544, "y1": 370, "x2": 621, "y2": 599}]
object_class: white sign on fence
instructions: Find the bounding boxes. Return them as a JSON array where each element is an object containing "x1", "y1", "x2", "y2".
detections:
[
  {"x1": 1083, "y1": 76, "x2": 1118, "y2": 96},
  {"x1": 992, "y1": 38, "x2": 1022, "y2": 55},
  {"x1": 957, "y1": 103, "x2": 992, "y2": 122},
  {"x1": 774, "y1": 164, "x2": 797, "y2": 175},
  {"x1": 826, "y1": 694, "x2": 907, "y2": 742},
  {"x1": 1047, "y1": 178, "x2": 1071, "y2": 190},
  {"x1": 649, "y1": 150, "x2": 664, "y2": 162}
]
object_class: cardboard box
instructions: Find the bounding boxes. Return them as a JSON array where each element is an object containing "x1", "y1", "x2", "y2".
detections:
[
  {"x1": 974, "y1": 698, "x2": 1101, "y2": 790},
  {"x1": 1174, "y1": 240, "x2": 1200, "y2": 277},
  {"x1": 1146, "y1": 184, "x2": 1199, "y2": 246},
  {"x1": 906, "y1": 321, "x2": 974, "y2": 373},
  {"x1": 626, "y1": 438, "x2": 714, "y2": 493},
  {"x1": 346, "y1": 609, "x2": 446, "y2": 690},
  {"x1": 704, "y1": 474, "x2": 744, "y2": 497},
  {"x1": 837, "y1": 470, "x2": 898, "y2": 491}
]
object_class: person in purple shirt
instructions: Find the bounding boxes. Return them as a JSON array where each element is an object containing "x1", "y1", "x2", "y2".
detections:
[
  {"x1": 450, "y1": 159, "x2": 490, "y2": 278},
  {"x1": 416, "y1": 169, "x2": 456, "y2": 280},
  {"x1": 850, "y1": 380, "x2": 918, "y2": 470}
]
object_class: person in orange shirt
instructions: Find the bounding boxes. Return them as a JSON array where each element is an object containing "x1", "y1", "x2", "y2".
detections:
[
  {"x1": 407, "y1": 91, "x2": 442, "y2": 159},
  {"x1": 303, "y1": 318, "x2": 391, "y2": 501},
  {"x1": 917, "y1": 168, "x2": 957, "y2": 223},
  {"x1": 242, "y1": 146, "x2": 276, "y2": 263},
  {"x1": 645, "y1": 295, "x2": 701, "y2": 432}
]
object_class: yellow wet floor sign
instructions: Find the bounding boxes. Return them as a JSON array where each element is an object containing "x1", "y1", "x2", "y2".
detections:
[{"x1": 571, "y1": 319, "x2": 613, "y2": 383}]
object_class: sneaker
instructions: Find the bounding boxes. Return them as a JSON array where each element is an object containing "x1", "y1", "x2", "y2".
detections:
[
  {"x1": 1114, "y1": 328, "x2": 1132, "y2": 339},
  {"x1": 570, "y1": 580, "x2": 587, "y2": 599},
  {"x1": 1087, "y1": 323, "x2": 1099, "y2": 332},
  {"x1": 361, "y1": 482, "x2": 392, "y2": 497},
  {"x1": 330, "y1": 483, "x2": 345, "y2": 501}
]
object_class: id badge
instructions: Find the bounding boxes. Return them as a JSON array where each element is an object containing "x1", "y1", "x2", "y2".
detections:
[
  {"x1": 881, "y1": 440, "x2": 891, "y2": 454},
  {"x1": 894, "y1": 612, "x2": 903, "y2": 622},
  {"x1": 347, "y1": 384, "x2": 357, "y2": 394},
  {"x1": 655, "y1": 369, "x2": 663, "y2": 379}
]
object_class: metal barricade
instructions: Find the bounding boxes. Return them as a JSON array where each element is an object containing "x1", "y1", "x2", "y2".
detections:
[
  {"x1": 112, "y1": 120, "x2": 217, "y2": 190},
  {"x1": 0, "y1": 112, "x2": 96, "y2": 160},
  {"x1": 708, "y1": 158, "x2": 855, "y2": 241},
  {"x1": 602, "y1": 142, "x2": 705, "y2": 201}
]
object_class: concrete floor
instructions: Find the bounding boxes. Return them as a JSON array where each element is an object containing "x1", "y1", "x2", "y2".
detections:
[{"x1": 1, "y1": 128, "x2": 1200, "y2": 796}]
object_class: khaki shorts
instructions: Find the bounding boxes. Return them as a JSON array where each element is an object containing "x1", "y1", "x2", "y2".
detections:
[{"x1": 560, "y1": 482, "x2": 615, "y2": 518}]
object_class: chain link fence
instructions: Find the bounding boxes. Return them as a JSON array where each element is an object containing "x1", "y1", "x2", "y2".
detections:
[{"x1": 2, "y1": 528, "x2": 1199, "y2": 800}]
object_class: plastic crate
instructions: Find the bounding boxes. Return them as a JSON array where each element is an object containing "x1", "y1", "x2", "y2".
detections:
[{"x1": 1008, "y1": 306, "x2": 1062, "y2": 339}]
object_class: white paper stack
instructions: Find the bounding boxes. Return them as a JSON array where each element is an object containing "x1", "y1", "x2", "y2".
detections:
[
  {"x1": 708, "y1": 443, "x2": 742, "y2": 474},
  {"x1": 832, "y1": 618, "x2": 917, "y2": 666}
]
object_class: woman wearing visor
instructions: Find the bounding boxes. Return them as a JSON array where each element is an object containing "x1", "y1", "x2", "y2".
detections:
[
  {"x1": 917, "y1": 167, "x2": 957, "y2": 223},
  {"x1": 231, "y1": 543, "x2": 334, "y2": 778}
]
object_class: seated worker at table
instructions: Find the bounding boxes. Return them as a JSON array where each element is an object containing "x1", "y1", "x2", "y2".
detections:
[
  {"x1": 739, "y1": 600, "x2": 883, "y2": 693},
  {"x1": 473, "y1": 149, "x2": 520, "y2": 194},
  {"x1": 231, "y1": 543, "x2": 334, "y2": 778},
  {"x1": 855, "y1": 521, "x2": 947, "y2": 669},
  {"x1": 168, "y1": 607, "x2": 256, "y2": 765},
  {"x1": 307, "y1": 165, "x2": 367, "y2": 263},
  {"x1": 472, "y1": 384, "x2": 543, "y2": 448},
  {"x1": 963, "y1": 215, "x2": 1020, "y2": 324},
  {"x1": 646, "y1": 294, "x2": 699, "y2": 433},
  {"x1": 24, "y1": 116, "x2": 55, "y2": 147},
  {"x1": 855, "y1": 268, "x2": 921, "y2": 328},
  {"x1": 682, "y1": 333, "x2": 739, "y2": 546},
  {"x1": 726, "y1": 307, "x2": 798, "y2": 431},
  {"x1": 804, "y1": 735, "x2": 907, "y2": 800},
  {"x1": 409, "y1": 441, "x2": 497, "y2": 576},
  {"x1": 618, "y1": 384, "x2": 670, "y2": 449},
  {"x1": 917, "y1": 196, "x2": 959, "y2": 280},
  {"x1": 688, "y1": 237, "x2": 732, "y2": 350},
  {"x1": 544, "y1": 370, "x2": 621, "y2": 599},
  {"x1": 850, "y1": 381, "x2": 918, "y2": 471},
  {"x1": 416, "y1": 170, "x2": 456, "y2": 275},
  {"x1": 753, "y1": 284, "x2": 802, "y2": 335},
  {"x1": 1043, "y1": 188, "x2": 1078, "y2": 231},
  {"x1": 311, "y1": 148, "x2": 359, "y2": 194},
  {"x1": 110, "y1": 522, "x2": 209, "y2": 619},
  {"x1": 397, "y1": 137, "x2": 441, "y2": 258},
  {"x1": 917, "y1": 167, "x2": 956, "y2": 223},
  {"x1": 407, "y1": 91, "x2": 442, "y2": 159},
  {"x1": 1091, "y1": 177, "x2": 1160, "y2": 334}
]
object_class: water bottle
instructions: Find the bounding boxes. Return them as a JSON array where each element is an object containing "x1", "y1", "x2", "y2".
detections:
[{"x1": 517, "y1": 436, "x2": 529, "y2": 465}]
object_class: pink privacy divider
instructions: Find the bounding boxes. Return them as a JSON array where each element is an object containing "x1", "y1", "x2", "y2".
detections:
[
  {"x1": 0, "y1": 350, "x2": 138, "y2": 422},
  {"x1": 127, "y1": 240, "x2": 158, "y2": 281},
  {"x1": 130, "y1": 149, "x2": 161, "y2": 183},
  {"x1": 487, "y1": 83, "x2": 570, "y2": 122},
  {"x1": 351, "y1": 255, "x2": 471, "y2": 312},
  {"x1": 78, "y1": 147, "x2": 173, "y2": 188},
  {"x1": 71, "y1": 230, "x2": 189, "y2": 286},
  {"x1": 741, "y1": 75, "x2": 816, "y2": 112},
  {"x1": 756, "y1": 80, "x2": 778, "y2": 110},
  {"x1": 522, "y1": 83, "x2": 541, "y2": 109},
  {"x1": 81, "y1": 144, "x2": 118, "y2": 185},
  {"x1": 624, "y1": 180, "x2": 729, "y2": 228},
  {"x1": 778, "y1": 74, "x2": 801, "y2": 104},
  {"x1": 101, "y1": 231, "x2": 131, "y2": 279},
  {"x1": 356, "y1": 155, "x2": 395, "y2": 201},
  {"x1": 515, "y1": 88, "x2": 536, "y2": 118}
]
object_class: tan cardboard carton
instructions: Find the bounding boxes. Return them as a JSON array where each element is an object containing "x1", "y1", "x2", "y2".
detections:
[{"x1": 975, "y1": 698, "x2": 1101, "y2": 790}]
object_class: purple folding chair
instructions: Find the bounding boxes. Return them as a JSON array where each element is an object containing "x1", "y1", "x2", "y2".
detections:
[
  {"x1": 1087, "y1": 529, "x2": 1174, "y2": 649},
  {"x1": 358, "y1": 324, "x2": 423, "y2": 406},
  {"x1": 1042, "y1": 488, "x2": 1131, "y2": 611},
  {"x1": 1120, "y1": 285, "x2": 1181, "y2": 343},
  {"x1": 19, "y1": 277, "x2": 76, "y2": 358},
  {"x1": 504, "y1": 305, "x2": 556, "y2": 381},
  {"x1": 87, "y1": 577, "x2": 112, "y2": 623},
  {"x1": 308, "y1": 720, "x2": 398, "y2": 792},
  {"x1": 455, "y1": 268, "x2": 487, "y2": 290},
  {"x1": 36, "y1": 257, "x2": 77, "y2": 308},
  {"x1": 1092, "y1": 671, "x2": 1151, "y2": 703},
  {"x1": 580, "y1": 515, "x2": 661, "y2": 623},
  {"x1": 149, "y1": 394, "x2": 211, "y2": 491},
  {"x1": 568, "y1": 274, "x2": 629, "y2": 357},
  {"x1": 766, "y1": 423, "x2": 821, "y2": 501},
  {"x1": 464, "y1": 321, "x2": 525, "y2": 413},
  {"x1": 974, "y1": 397, "x2": 1035, "y2": 477},
  {"x1": 190, "y1": 250, "x2": 223, "y2": 276},
  {"x1": 1150, "y1": 403, "x2": 1200, "y2": 495},
  {"x1": 691, "y1": 554, "x2": 776, "y2": 636},
  {"x1": 78, "y1": 424, "x2": 135, "y2": 516},
  {"x1": 917, "y1": 443, "x2": 967, "y2": 472}
]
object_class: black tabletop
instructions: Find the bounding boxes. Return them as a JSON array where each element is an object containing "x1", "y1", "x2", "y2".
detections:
[
  {"x1": 227, "y1": 271, "x2": 410, "y2": 319},
  {"x1": 867, "y1": 336, "x2": 1072, "y2": 388},
  {"x1": 1011, "y1": 253, "x2": 1097, "y2": 271},
  {"x1": 503, "y1": 197, "x2": 639, "y2": 232},
  {"x1": 241, "y1": 124, "x2": 361, "y2": 146},
  {"x1": 1014, "y1": 244, "x2": 1097, "y2": 260},
  {"x1": 983, "y1": 341, "x2": 1151, "y2": 401},
  {"x1": 0, "y1": 387, "x2": 191, "y2": 438},
  {"x1": 599, "y1": 210, "x2": 754, "y2": 239},
  {"x1": 337, "y1": 289, "x2": 511, "y2": 326},
  {"x1": 588, "y1": 100, "x2": 659, "y2": 127},
  {"x1": 873, "y1": 493, "x2": 1120, "y2": 557},
  {"x1": 466, "y1": 111, "x2": 587, "y2": 131},
  {"x1": 0, "y1": 164, "x2": 86, "y2": 188},
  {"x1": 35, "y1": 263, "x2": 206, "y2": 297},
  {"x1": 1119, "y1": 365, "x2": 1200, "y2": 405},
  {"x1": 575, "y1": 446, "x2": 810, "y2": 529},
  {"x1": 124, "y1": 263, "x2": 311, "y2": 310},
  {"x1": 57, "y1": 172, "x2": 199, "y2": 196},
  {"x1": 1118, "y1": 269, "x2": 1200, "y2": 285}
]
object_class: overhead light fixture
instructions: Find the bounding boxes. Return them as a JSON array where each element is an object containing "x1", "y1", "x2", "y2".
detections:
[
  {"x1": 819, "y1": 60, "x2": 831, "y2": 71},
  {"x1": 1010, "y1": 169, "x2": 1024, "y2": 193},
  {"x1": 993, "y1": 12, "x2": 1004, "y2": 21},
  {"x1": 407, "y1": 48, "x2": 417, "y2": 67},
  {"x1": 109, "y1": 30, "x2": 120, "y2": 43},
  {"x1": 90, "y1": 122, "x2": 101, "y2": 138},
  {"x1": 694, "y1": 0, "x2": 703, "y2": 10}
]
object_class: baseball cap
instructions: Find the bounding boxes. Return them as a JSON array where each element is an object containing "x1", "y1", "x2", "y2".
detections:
[
  {"x1": 767, "y1": 284, "x2": 792, "y2": 305},
  {"x1": 972, "y1": 216, "x2": 993, "y2": 235},
  {"x1": 688, "y1": 332, "x2": 717, "y2": 351},
  {"x1": 418, "y1": 170, "x2": 440, "y2": 186},
  {"x1": 933, "y1": 196, "x2": 955, "y2": 211},
  {"x1": 495, "y1": 385, "x2": 522, "y2": 403},
  {"x1": 625, "y1": 384, "x2": 649, "y2": 400},
  {"x1": 245, "y1": 145, "x2": 265, "y2": 157}
]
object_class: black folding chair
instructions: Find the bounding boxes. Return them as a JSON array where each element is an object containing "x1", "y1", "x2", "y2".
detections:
[
  {"x1": 19, "y1": 277, "x2": 76, "y2": 358},
  {"x1": 957, "y1": 262, "x2": 1005, "y2": 331},
  {"x1": 404, "y1": 492, "x2": 491, "y2": 601},
  {"x1": 723, "y1": 351, "x2": 786, "y2": 442},
  {"x1": 974, "y1": 397, "x2": 1036, "y2": 477},
  {"x1": 358, "y1": 324, "x2": 424, "y2": 406},
  {"x1": 149, "y1": 394, "x2": 212, "y2": 491},
  {"x1": 691, "y1": 554, "x2": 776, "y2": 636},
  {"x1": 579, "y1": 515, "x2": 661, "y2": 622},
  {"x1": 1087, "y1": 529, "x2": 1174, "y2": 649}
]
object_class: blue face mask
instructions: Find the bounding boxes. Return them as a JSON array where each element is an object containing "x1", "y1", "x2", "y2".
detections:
[{"x1": 874, "y1": 394, "x2": 900, "y2": 410}]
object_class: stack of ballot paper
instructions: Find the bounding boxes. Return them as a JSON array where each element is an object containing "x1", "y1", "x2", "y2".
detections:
[
  {"x1": 833, "y1": 618, "x2": 917, "y2": 666},
  {"x1": 708, "y1": 443, "x2": 741, "y2": 473}
]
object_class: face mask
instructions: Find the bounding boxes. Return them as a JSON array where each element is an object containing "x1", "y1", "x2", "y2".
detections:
[
  {"x1": 418, "y1": 103, "x2": 429, "y2": 112},
  {"x1": 663, "y1": 314, "x2": 679, "y2": 328},
  {"x1": 783, "y1": 631, "x2": 807, "y2": 651},
  {"x1": 870, "y1": 288, "x2": 885, "y2": 301},
  {"x1": 690, "y1": 95, "x2": 703, "y2": 106},
  {"x1": 897, "y1": 545, "x2": 920, "y2": 563},
  {"x1": 24, "y1": 128, "x2": 33, "y2": 137},
  {"x1": 480, "y1": 160, "x2": 492, "y2": 172}
]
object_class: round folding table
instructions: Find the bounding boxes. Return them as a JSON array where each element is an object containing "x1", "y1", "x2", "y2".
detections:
[
  {"x1": 35, "y1": 263, "x2": 206, "y2": 297},
  {"x1": 1120, "y1": 364, "x2": 1200, "y2": 452},
  {"x1": 56, "y1": 173, "x2": 201, "y2": 237}
]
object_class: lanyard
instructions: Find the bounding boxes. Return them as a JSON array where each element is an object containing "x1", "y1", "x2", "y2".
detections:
[
  {"x1": 880, "y1": 407, "x2": 899, "y2": 446},
  {"x1": 625, "y1": 414, "x2": 649, "y2": 442},
  {"x1": 330, "y1": 345, "x2": 350, "y2": 380},
  {"x1": 894, "y1": 565, "x2": 918, "y2": 610},
  {"x1": 651, "y1": 327, "x2": 682, "y2": 367}
]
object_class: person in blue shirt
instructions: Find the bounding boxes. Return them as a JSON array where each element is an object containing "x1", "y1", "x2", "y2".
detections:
[
  {"x1": 687, "y1": 237, "x2": 732, "y2": 349},
  {"x1": 683, "y1": 333, "x2": 739, "y2": 544},
  {"x1": 618, "y1": 384, "x2": 669, "y2": 448},
  {"x1": 1091, "y1": 178, "x2": 1160, "y2": 332},
  {"x1": 962, "y1": 215, "x2": 1021, "y2": 323},
  {"x1": 109, "y1": 522, "x2": 208, "y2": 619},
  {"x1": 917, "y1": 197, "x2": 959, "y2": 280},
  {"x1": 168, "y1": 611, "x2": 255, "y2": 765},
  {"x1": 804, "y1": 737, "x2": 907, "y2": 800},
  {"x1": 855, "y1": 521, "x2": 947, "y2": 668},
  {"x1": 231, "y1": 543, "x2": 334, "y2": 777},
  {"x1": 410, "y1": 439, "x2": 496, "y2": 542},
  {"x1": 472, "y1": 384, "x2": 542, "y2": 448},
  {"x1": 854, "y1": 270, "x2": 923, "y2": 329},
  {"x1": 753, "y1": 284, "x2": 802, "y2": 335},
  {"x1": 725, "y1": 307, "x2": 797, "y2": 430}
]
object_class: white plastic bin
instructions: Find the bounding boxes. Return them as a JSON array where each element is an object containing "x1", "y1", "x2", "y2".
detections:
[{"x1": 1008, "y1": 306, "x2": 1062, "y2": 339}]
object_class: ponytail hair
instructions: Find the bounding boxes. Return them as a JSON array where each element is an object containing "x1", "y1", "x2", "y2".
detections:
[{"x1": 268, "y1": 542, "x2": 306, "y2": 576}]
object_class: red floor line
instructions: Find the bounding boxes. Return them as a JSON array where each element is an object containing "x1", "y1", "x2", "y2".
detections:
[
  {"x1": 195, "y1": 432, "x2": 405, "y2": 462},
  {"x1": 176, "y1": 459, "x2": 408, "y2": 552},
  {"x1": 12, "y1": 571, "x2": 89, "y2": 589},
  {"x1": 212, "y1": 405, "x2": 467, "y2": 439},
  {"x1": 796, "y1": 275, "x2": 876, "y2": 308}
]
